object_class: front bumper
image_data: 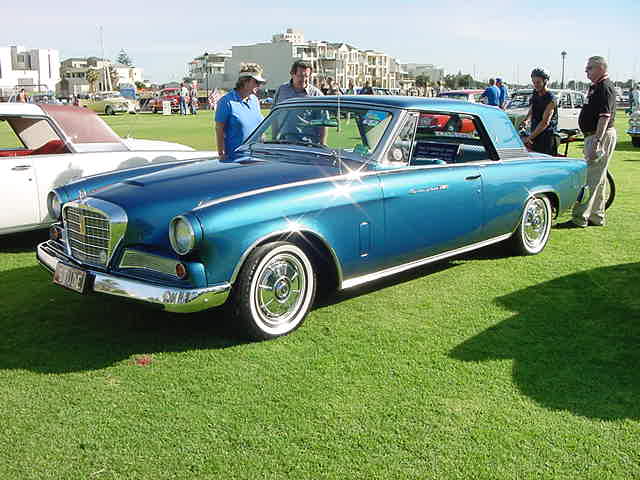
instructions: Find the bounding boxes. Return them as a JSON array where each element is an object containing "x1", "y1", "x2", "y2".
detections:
[
  {"x1": 627, "y1": 127, "x2": 640, "y2": 137},
  {"x1": 37, "y1": 240, "x2": 230, "y2": 313}
]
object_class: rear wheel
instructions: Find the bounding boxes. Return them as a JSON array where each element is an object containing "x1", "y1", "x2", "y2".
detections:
[
  {"x1": 604, "y1": 170, "x2": 615, "y2": 210},
  {"x1": 105, "y1": 106, "x2": 114, "y2": 115},
  {"x1": 509, "y1": 195, "x2": 552, "y2": 255},
  {"x1": 632, "y1": 136, "x2": 640, "y2": 148},
  {"x1": 231, "y1": 241, "x2": 317, "y2": 341}
]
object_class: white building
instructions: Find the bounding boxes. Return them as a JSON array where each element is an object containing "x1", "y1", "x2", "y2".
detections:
[
  {"x1": 0, "y1": 45, "x2": 60, "y2": 96},
  {"x1": 58, "y1": 57, "x2": 144, "y2": 96},
  {"x1": 213, "y1": 29, "x2": 400, "y2": 92},
  {"x1": 402, "y1": 63, "x2": 445, "y2": 83},
  {"x1": 187, "y1": 51, "x2": 231, "y2": 89}
]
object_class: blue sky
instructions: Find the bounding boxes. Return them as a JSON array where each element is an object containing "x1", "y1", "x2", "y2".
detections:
[{"x1": 3, "y1": 0, "x2": 638, "y2": 85}]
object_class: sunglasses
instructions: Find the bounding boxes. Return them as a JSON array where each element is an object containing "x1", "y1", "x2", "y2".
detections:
[{"x1": 585, "y1": 66, "x2": 595, "y2": 71}]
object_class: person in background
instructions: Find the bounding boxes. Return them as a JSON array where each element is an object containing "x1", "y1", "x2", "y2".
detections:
[
  {"x1": 360, "y1": 82, "x2": 374, "y2": 95},
  {"x1": 17, "y1": 89, "x2": 27, "y2": 103},
  {"x1": 189, "y1": 83, "x2": 198, "y2": 115},
  {"x1": 346, "y1": 80, "x2": 358, "y2": 95},
  {"x1": 273, "y1": 60, "x2": 323, "y2": 105},
  {"x1": 326, "y1": 78, "x2": 340, "y2": 95},
  {"x1": 559, "y1": 56, "x2": 617, "y2": 229},
  {"x1": 480, "y1": 78, "x2": 500, "y2": 106},
  {"x1": 632, "y1": 83, "x2": 640, "y2": 113},
  {"x1": 179, "y1": 83, "x2": 189, "y2": 115},
  {"x1": 496, "y1": 78, "x2": 509, "y2": 110},
  {"x1": 519, "y1": 67, "x2": 558, "y2": 155},
  {"x1": 214, "y1": 63, "x2": 266, "y2": 161}
]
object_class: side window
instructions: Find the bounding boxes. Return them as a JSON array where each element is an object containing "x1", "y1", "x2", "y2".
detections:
[
  {"x1": 413, "y1": 113, "x2": 491, "y2": 164},
  {"x1": 385, "y1": 112, "x2": 418, "y2": 165}
]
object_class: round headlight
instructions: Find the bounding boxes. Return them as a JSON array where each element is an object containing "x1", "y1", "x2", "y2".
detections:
[
  {"x1": 169, "y1": 216, "x2": 196, "y2": 255},
  {"x1": 47, "y1": 191, "x2": 62, "y2": 220}
]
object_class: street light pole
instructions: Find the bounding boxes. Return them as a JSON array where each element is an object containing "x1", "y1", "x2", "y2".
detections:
[
  {"x1": 203, "y1": 52, "x2": 209, "y2": 109},
  {"x1": 561, "y1": 51, "x2": 567, "y2": 89}
]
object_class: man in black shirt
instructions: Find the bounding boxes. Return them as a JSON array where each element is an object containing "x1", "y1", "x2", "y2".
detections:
[
  {"x1": 561, "y1": 56, "x2": 617, "y2": 228},
  {"x1": 520, "y1": 67, "x2": 559, "y2": 155}
]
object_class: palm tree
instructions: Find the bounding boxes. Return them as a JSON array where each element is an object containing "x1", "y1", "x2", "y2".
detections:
[
  {"x1": 86, "y1": 68, "x2": 100, "y2": 94},
  {"x1": 108, "y1": 67, "x2": 119, "y2": 90}
]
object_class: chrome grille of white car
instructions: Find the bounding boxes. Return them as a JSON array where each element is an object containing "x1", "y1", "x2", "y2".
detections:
[{"x1": 64, "y1": 206, "x2": 111, "y2": 266}]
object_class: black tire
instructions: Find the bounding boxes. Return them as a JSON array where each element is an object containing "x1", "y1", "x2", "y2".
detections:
[
  {"x1": 632, "y1": 136, "x2": 640, "y2": 148},
  {"x1": 105, "y1": 106, "x2": 114, "y2": 115},
  {"x1": 152, "y1": 106, "x2": 158, "y2": 114},
  {"x1": 509, "y1": 195, "x2": 552, "y2": 255},
  {"x1": 605, "y1": 170, "x2": 615, "y2": 210},
  {"x1": 231, "y1": 241, "x2": 317, "y2": 340}
]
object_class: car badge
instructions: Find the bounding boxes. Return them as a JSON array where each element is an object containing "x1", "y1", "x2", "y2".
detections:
[
  {"x1": 78, "y1": 216, "x2": 86, "y2": 236},
  {"x1": 78, "y1": 189, "x2": 87, "y2": 202}
]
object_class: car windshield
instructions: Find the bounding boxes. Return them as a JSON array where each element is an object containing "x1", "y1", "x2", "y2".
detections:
[
  {"x1": 243, "y1": 105, "x2": 394, "y2": 162},
  {"x1": 507, "y1": 93, "x2": 532, "y2": 109}
]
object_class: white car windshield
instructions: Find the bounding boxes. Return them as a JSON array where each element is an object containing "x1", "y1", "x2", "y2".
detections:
[
  {"x1": 243, "y1": 105, "x2": 394, "y2": 162},
  {"x1": 507, "y1": 93, "x2": 532, "y2": 109}
]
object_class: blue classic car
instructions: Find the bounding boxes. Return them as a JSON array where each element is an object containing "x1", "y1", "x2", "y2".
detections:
[{"x1": 37, "y1": 96, "x2": 589, "y2": 340}]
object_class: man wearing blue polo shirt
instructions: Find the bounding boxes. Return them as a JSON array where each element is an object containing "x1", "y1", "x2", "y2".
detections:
[
  {"x1": 215, "y1": 64, "x2": 266, "y2": 161},
  {"x1": 496, "y1": 78, "x2": 509, "y2": 110},
  {"x1": 480, "y1": 78, "x2": 500, "y2": 106}
]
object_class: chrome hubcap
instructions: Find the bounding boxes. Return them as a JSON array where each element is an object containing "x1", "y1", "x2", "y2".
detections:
[
  {"x1": 255, "y1": 253, "x2": 306, "y2": 327},
  {"x1": 523, "y1": 198, "x2": 548, "y2": 249}
]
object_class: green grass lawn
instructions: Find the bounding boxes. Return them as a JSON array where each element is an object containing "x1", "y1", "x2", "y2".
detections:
[{"x1": 1, "y1": 112, "x2": 639, "y2": 479}]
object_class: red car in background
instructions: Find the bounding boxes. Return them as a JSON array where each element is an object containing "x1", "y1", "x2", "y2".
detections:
[
  {"x1": 418, "y1": 90, "x2": 485, "y2": 133},
  {"x1": 148, "y1": 88, "x2": 181, "y2": 113}
]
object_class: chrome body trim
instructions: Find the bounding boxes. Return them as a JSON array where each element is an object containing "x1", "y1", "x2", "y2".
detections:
[
  {"x1": 119, "y1": 249, "x2": 181, "y2": 278},
  {"x1": 340, "y1": 233, "x2": 512, "y2": 290},
  {"x1": 230, "y1": 228, "x2": 344, "y2": 285},
  {"x1": 37, "y1": 241, "x2": 229, "y2": 313}
]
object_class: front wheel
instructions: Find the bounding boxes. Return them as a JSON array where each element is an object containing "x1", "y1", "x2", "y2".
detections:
[
  {"x1": 232, "y1": 241, "x2": 317, "y2": 340},
  {"x1": 509, "y1": 195, "x2": 552, "y2": 255},
  {"x1": 632, "y1": 136, "x2": 640, "y2": 148},
  {"x1": 105, "y1": 106, "x2": 114, "y2": 115}
]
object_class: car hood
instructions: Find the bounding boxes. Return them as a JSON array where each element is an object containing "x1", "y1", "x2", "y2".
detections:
[{"x1": 92, "y1": 156, "x2": 341, "y2": 247}]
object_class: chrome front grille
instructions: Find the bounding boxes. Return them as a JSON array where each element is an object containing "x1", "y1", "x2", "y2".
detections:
[{"x1": 64, "y1": 206, "x2": 111, "y2": 266}]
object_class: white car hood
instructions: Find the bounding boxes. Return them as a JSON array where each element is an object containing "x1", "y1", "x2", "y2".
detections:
[{"x1": 121, "y1": 137, "x2": 194, "y2": 151}]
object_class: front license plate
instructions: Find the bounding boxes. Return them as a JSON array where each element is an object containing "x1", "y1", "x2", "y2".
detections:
[{"x1": 53, "y1": 263, "x2": 87, "y2": 293}]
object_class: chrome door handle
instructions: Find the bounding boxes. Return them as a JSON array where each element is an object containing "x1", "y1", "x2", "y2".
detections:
[
  {"x1": 465, "y1": 174, "x2": 481, "y2": 180},
  {"x1": 11, "y1": 165, "x2": 32, "y2": 171}
]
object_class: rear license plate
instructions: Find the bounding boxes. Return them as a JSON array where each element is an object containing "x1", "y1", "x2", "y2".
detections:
[{"x1": 53, "y1": 263, "x2": 87, "y2": 293}]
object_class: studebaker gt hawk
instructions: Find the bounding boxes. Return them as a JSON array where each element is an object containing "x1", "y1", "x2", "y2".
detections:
[{"x1": 37, "y1": 96, "x2": 589, "y2": 340}]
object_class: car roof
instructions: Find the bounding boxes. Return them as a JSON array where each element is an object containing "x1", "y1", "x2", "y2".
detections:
[
  {"x1": 0, "y1": 102, "x2": 46, "y2": 116},
  {"x1": 280, "y1": 95, "x2": 501, "y2": 115}
]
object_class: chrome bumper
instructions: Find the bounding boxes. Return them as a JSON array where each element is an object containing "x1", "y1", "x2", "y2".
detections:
[{"x1": 37, "y1": 240, "x2": 230, "y2": 313}]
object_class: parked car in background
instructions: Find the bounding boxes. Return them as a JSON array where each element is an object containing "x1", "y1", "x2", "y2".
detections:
[
  {"x1": 148, "y1": 88, "x2": 181, "y2": 113},
  {"x1": 437, "y1": 89, "x2": 485, "y2": 103},
  {"x1": 82, "y1": 92, "x2": 138, "y2": 115},
  {"x1": 506, "y1": 88, "x2": 586, "y2": 131},
  {"x1": 628, "y1": 110, "x2": 640, "y2": 147},
  {"x1": 0, "y1": 103, "x2": 215, "y2": 235},
  {"x1": 38, "y1": 96, "x2": 588, "y2": 340}
]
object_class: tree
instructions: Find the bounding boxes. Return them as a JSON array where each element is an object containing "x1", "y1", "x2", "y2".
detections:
[
  {"x1": 135, "y1": 81, "x2": 146, "y2": 90},
  {"x1": 86, "y1": 68, "x2": 100, "y2": 94},
  {"x1": 414, "y1": 75, "x2": 431, "y2": 95},
  {"x1": 116, "y1": 49, "x2": 133, "y2": 67}
]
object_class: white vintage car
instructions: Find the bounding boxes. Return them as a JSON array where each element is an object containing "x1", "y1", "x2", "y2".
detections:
[
  {"x1": 0, "y1": 103, "x2": 215, "y2": 235},
  {"x1": 506, "y1": 88, "x2": 586, "y2": 132}
]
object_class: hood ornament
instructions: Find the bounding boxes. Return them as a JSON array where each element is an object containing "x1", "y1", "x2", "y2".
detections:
[{"x1": 78, "y1": 189, "x2": 87, "y2": 202}]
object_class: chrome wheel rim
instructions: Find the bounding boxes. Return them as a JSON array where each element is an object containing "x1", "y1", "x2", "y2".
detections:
[
  {"x1": 523, "y1": 198, "x2": 549, "y2": 250},
  {"x1": 254, "y1": 253, "x2": 307, "y2": 329}
]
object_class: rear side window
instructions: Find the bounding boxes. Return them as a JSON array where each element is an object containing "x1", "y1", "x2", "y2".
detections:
[{"x1": 412, "y1": 112, "x2": 491, "y2": 164}]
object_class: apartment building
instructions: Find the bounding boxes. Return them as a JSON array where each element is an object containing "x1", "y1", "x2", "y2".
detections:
[
  {"x1": 187, "y1": 51, "x2": 231, "y2": 89},
  {"x1": 210, "y1": 29, "x2": 401, "y2": 91},
  {"x1": 0, "y1": 45, "x2": 60, "y2": 96},
  {"x1": 58, "y1": 57, "x2": 144, "y2": 96}
]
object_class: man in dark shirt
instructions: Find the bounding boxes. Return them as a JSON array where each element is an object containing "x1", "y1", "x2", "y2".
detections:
[
  {"x1": 520, "y1": 67, "x2": 558, "y2": 155},
  {"x1": 561, "y1": 56, "x2": 617, "y2": 228}
]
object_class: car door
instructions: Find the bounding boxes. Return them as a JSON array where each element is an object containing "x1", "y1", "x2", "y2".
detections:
[
  {"x1": 0, "y1": 156, "x2": 40, "y2": 233},
  {"x1": 0, "y1": 119, "x2": 40, "y2": 233},
  {"x1": 376, "y1": 112, "x2": 484, "y2": 268}
]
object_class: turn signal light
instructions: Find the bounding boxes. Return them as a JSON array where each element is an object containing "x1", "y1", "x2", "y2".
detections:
[{"x1": 49, "y1": 226, "x2": 61, "y2": 241}]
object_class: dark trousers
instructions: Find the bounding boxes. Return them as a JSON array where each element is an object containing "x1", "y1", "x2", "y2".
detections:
[{"x1": 531, "y1": 130, "x2": 559, "y2": 156}]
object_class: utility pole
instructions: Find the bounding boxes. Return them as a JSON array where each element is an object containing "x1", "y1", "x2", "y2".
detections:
[{"x1": 561, "y1": 51, "x2": 567, "y2": 89}]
